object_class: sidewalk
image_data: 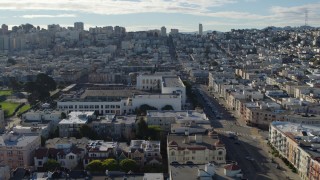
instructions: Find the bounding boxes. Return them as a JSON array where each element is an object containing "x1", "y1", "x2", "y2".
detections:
[{"x1": 206, "y1": 88, "x2": 299, "y2": 180}]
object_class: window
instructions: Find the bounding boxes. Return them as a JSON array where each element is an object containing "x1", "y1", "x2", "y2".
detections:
[
  {"x1": 105, "y1": 105, "x2": 110, "y2": 108},
  {"x1": 218, "y1": 151, "x2": 223, "y2": 155},
  {"x1": 38, "y1": 161, "x2": 42, "y2": 166},
  {"x1": 95, "y1": 105, "x2": 99, "y2": 108},
  {"x1": 192, "y1": 151, "x2": 195, "y2": 154},
  {"x1": 79, "y1": 105, "x2": 83, "y2": 108},
  {"x1": 69, "y1": 105, "x2": 73, "y2": 108},
  {"x1": 69, "y1": 155, "x2": 74, "y2": 160},
  {"x1": 116, "y1": 105, "x2": 120, "y2": 108},
  {"x1": 171, "y1": 151, "x2": 175, "y2": 156},
  {"x1": 84, "y1": 105, "x2": 88, "y2": 109},
  {"x1": 89, "y1": 105, "x2": 94, "y2": 108}
]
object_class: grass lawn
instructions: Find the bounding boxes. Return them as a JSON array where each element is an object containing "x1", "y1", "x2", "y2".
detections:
[
  {"x1": 0, "y1": 90, "x2": 12, "y2": 96},
  {"x1": 0, "y1": 101, "x2": 20, "y2": 117},
  {"x1": 18, "y1": 104, "x2": 31, "y2": 114}
]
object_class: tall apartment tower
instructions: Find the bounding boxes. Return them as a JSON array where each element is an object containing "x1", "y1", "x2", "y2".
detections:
[
  {"x1": 199, "y1": 23, "x2": 203, "y2": 36},
  {"x1": 161, "y1": 26, "x2": 167, "y2": 36},
  {"x1": 74, "y1": 22, "x2": 84, "y2": 31},
  {"x1": 1, "y1": 24, "x2": 8, "y2": 34}
]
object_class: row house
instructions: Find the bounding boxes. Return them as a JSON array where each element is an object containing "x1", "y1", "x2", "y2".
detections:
[
  {"x1": 225, "y1": 89, "x2": 264, "y2": 110},
  {"x1": 83, "y1": 140, "x2": 162, "y2": 168},
  {"x1": 130, "y1": 140, "x2": 162, "y2": 166},
  {"x1": 34, "y1": 146, "x2": 85, "y2": 171}
]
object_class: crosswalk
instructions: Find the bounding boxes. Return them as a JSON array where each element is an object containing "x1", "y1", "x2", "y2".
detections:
[{"x1": 214, "y1": 129, "x2": 254, "y2": 137}]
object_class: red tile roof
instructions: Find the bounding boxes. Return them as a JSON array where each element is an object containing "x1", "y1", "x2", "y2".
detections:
[{"x1": 224, "y1": 164, "x2": 241, "y2": 171}]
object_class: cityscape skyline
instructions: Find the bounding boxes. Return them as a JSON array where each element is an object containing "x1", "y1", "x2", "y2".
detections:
[{"x1": 0, "y1": 0, "x2": 319, "y2": 32}]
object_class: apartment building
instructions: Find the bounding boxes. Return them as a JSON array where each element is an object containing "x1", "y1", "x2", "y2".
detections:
[
  {"x1": 0, "y1": 132, "x2": 41, "y2": 169},
  {"x1": 58, "y1": 111, "x2": 95, "y2": 137},
  {"x1": 269, "y1": 122, "x2": 320, "y2": 180},
  {"x1": 130, "y1": 140, "x2": 162, "y2": 166},
  {"x1": 34, "y1": 137, "x2": 88, "y2": 171},
  {"x1": 167, "y1": 132, "x2": 226, "y2": 165},
  {"x1": 90, "y1": 115, "x2": 136, "y2": 140}
]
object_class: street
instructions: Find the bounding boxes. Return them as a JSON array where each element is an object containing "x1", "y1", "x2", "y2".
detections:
[{"x1": 194, "y1": 85, "x2": 299, "y2": 180}]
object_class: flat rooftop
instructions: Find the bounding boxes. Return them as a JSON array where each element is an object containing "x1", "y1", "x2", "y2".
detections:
[
  {"x1": 81, "y1": 89, "x2": 150, "y2": 98},
  {"x1": 147, "y1": 110, "x2": 208, "y2": 122},
  {"x1": 162, "y1": 76, "x2": 184, "y2": 87},
  {"x1": 167, "y1": 134, "x2": 221, "y2": 151},
  {"x1": 0, "y1": 133, "x2": 39, "y2": 147},
  {"x1": 272, "y1": 121, "x2": 320, "y2": 158},
  {"x1": 45, "y1": 137, "x2": 89, "y2": 149},
  {"x1": 134, "y1": 94, "x2": 180, "y2": 99},
  {"x1": 59, "y1": 111, "x2": 94, "y2": 125},
  {"x1": 169, "y1": 164, "x2": 235, "y2": 180}
]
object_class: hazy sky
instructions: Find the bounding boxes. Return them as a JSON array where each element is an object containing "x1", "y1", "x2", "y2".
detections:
[{"x1": 0, "y1": 0, "x2": 319, "y2": 32}]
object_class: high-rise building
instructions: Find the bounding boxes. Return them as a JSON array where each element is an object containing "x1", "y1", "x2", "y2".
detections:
[
  {"x1": 199, "y1": 23, "x2": 203, "y2": 36},
  {"x1": 170, "y1": 29, "x2": 179, "y2": 35},
  {"x1": 161, "y1": 26, "x2": 167, "y2": 36},
  {"x1": 47, "y1": 24, "x2": 61, "y2": 32},
  {"x1": 74, "y1": 22, "x2": 84, "y2": 31},
  {"x1": 1, "y1": 24, "x2": 8, "y2": 34}
]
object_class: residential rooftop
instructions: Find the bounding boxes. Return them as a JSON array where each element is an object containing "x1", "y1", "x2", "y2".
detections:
[
  {"x1": 272, "y1": 121, "x2": 320, "y2": 159},
  {"x1": 167, "y1": 134, "x2": 222, "y2": 151},
  {"x1": 0, "y1": 132, "x2": 39, "y2": 147},
  {"x1": 59, "y1": 111, "x2": 94, "y2": 124},
  {"x1": 45, "y1": 137, "x2": 89, "y2": 149},
  {"x1": 169, "y1": 164, "x2": 235, "y2": 180},
  {"x1": 147, "y1": 110, "x2": 209, "y2": 123}
]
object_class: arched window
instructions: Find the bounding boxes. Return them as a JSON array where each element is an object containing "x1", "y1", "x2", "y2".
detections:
[{"x1": 171, "y1": 151, "x2": 175, "y2": 156}]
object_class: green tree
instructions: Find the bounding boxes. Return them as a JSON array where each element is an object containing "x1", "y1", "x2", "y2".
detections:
[
  {"x1": 136, "y1": 118, "x2": 148, "y2": 139},
  {"x1": 24, "y1": 73, "x2": 57, "y2": 104},
  {"x1": 43, "y1": 159, "x2": 60, "y2": 171},
  {"x1": 8, "y1": 78, "x2": 22, "y2": 91},
  {"x1": 79, "y1": 124, "x2": 98, "y2": 139},
  {"x1": 41, "y1": 136, "x2": 46, "y2": 146},
  {"x1": 102, "y1": 159, "x2": 119, "y2": 171},
  {"x1": 161, "y1": 105, "x2": 174, "y2": 110},
  {"x1": 35, "y1": 73, "x2": 56, "y2": 92},
  {"x1": 7, "y1": 58, "x2": 16, "y2": 65},
  {"x1": 147, "y1": 125, "x2": 162, "y2": 140},
  {"x1": 137, "y1": 104, "x2": 157, "y2": 115},
  {"x1": 85, "y1": 160, "x2": 104, "y2": 172},
  {"x1": 61, "y1": 112, "x2": 67, "y2": 119},
  {"x1": 119, "y1": 159, "x2": 138, "y2": 172}
]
